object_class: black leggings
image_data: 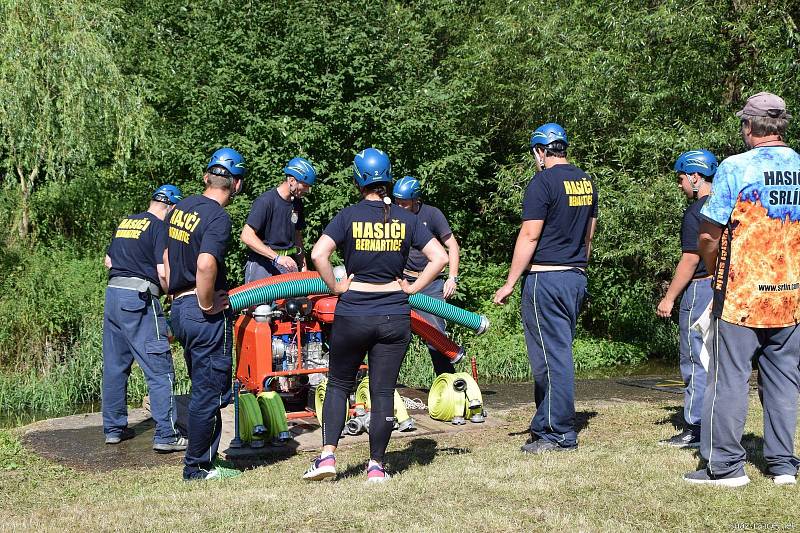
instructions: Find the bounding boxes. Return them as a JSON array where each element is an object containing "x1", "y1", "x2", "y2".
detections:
[{"x1": 322, "y1": 314, "x2": 411, "y2": 463}]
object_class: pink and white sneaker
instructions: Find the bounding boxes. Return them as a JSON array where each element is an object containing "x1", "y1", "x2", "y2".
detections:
[
  {"x1": 303, "y1": 454, "x2": 336, "y2": 481},
  {"x1": 366, "y1": 462, "x2": 391, "y2": 484}
]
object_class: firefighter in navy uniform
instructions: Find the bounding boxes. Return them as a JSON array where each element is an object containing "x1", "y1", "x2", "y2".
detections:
[
  {"x1": 656, "y1": 150, "x2": 717, "y2": 449},
  {"x1": 240, "y1": 157, "x2": 317, "y2": 283},
  {"x1": 493, "y1": 123, "x2": 598, "y2": 454},
  {"x1": 166, "y1": 147, "x2": 245, "y2": 481},
  {"x1": 303, "y1": 148, "x2": 448, "y2": 483},
  {"x1": 102, "y1": 184, "x2": 185, "y2": 451},
  {"x1": 393, "y1": 176, "x2": 461, "y2": 375}
]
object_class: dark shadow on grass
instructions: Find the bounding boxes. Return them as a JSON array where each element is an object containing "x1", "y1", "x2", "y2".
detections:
[
  {"x1": 506, "y1": 410, "x2": 597, "y2": 438},
  {"x1": 656, "y1": 405, "x2": 684, "y2": 430},
  {"x1": 687, "y1": 433, "x2": 770, "y2": 475},
  {"x1": 335, "y1": 437, "x2": 471, "y2": 479}
]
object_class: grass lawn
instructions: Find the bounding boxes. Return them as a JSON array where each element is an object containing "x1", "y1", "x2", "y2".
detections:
[{"x1": 1, "y1": 396, "x2": 798, "y2": 532}]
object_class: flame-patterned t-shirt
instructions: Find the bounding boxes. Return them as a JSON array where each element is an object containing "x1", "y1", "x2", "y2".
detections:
[{"x1": 700, "y1": 146, "x2": 800, "y2": 328}]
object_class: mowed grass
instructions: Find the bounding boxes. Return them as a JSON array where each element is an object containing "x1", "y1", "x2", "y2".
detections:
[{"x1": 1, "y1": 396, "x2": 798, "y2": 532}]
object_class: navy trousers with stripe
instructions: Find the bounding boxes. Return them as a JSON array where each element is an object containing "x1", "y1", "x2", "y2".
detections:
[
  {"x1": 701, "y1": 319, "x2": 800, "y2": 478},
  {"x1": 170, "y1": 296, "x2": 233, "y2": 477},
  {"x1": 678, "y1": 278, "x2": 713, "y2": 428},
  {"x1": 520, "y1": 270, "x2": 587, "y2": 448},
  {"x1": 102, "y1": 286, "x2": 179, "y2": 444}
]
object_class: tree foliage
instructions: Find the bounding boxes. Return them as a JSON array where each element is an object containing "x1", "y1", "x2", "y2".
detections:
[
  {"x1": 1, "y1": 0, "x2": 799, "y2": 382},
  {"x1": 0, "y1": 0, "x2": 148, "y2": 238}
]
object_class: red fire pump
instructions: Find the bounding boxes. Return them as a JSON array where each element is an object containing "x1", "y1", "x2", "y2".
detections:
[{"x1": 232, "y1": 275, "x2": 466, "y2": 420}]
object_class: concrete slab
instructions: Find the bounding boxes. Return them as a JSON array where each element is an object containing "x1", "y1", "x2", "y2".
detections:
[
  {"x1": 18, "y1": 386, "x2": 500, "y2": 472},
  {"x1": 18, "y1": 375, "x2": 718, "y2": 472}
]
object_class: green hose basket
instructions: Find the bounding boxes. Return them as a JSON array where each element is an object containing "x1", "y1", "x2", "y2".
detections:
[
  {"x1": 257, "y1": 391, "x2": 290, "y2": 441},
  {"x1": 355, "y1": 377, "x2": 411, "y2": 424},
  {"x1": 428, "y1": 372, "x2": 485, "y2": 423},
  {"x1": 314, "y1": 378, "x2": 349, "y2": 428}
]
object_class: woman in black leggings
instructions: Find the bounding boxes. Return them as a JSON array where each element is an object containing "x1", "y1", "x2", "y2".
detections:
[{"x1": 304, "y1": 147, "x2": 447, "y2": 483}]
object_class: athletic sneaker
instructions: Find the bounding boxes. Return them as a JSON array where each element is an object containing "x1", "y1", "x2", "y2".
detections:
[
  {"x1": 659, "y1": 429, "x2": 701, "y2": 449},
  {"x1": 683, "y1": 468, "x2": 750, "y2": 487},
  {"x1": 105, "y1": 427, "x2": 135, "y2": 445},
  {"x1": 303, "y1": 454, "x2": 337, "y2": 481},
  {"x1": 366, "y1": 462, "x2": 391, "y2": 483},
  {"x1": 153, "y1": 436, "x2": 188, "y2": 453},
  {"x1": 773, "y1": 474, "x2": 797, "y2": 486},
  {"x1": 520, "y1": 439, "x2": 575, "y2": 454},
  {"x1": 183, "y1": 466, "x2": 241, "y2": 482}
]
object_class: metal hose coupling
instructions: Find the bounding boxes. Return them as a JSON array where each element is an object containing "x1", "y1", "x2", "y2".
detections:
[
  {"x1": 345, "y1": 407, "x2": 371, "y2": 436},
  {"x1": 453, "y1": 378, "x2": 468, "y2": 392},
  {"x1": 451, "y1": 416, "x2": 466, "y2": 425},
  {"x1": 397, "y1": 417, "x2": 415, "y2": 432},
  {"x1": 278, "y1": 431, "x2": 291, "y2": 442}
]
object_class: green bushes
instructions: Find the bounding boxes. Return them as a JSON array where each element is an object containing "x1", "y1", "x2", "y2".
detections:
[{"x1": 1, "y1": 0, "x2": 799, "y2": 413}]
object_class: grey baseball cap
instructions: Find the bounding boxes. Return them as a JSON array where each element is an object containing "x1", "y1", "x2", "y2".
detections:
[{"x1": 736, "y1": 91, "x2": 792, "y2": 119}]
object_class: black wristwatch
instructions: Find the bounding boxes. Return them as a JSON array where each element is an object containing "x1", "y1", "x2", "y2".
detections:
[{"x1": 449, "y1": 276, "x2": 459, "y2": 284}]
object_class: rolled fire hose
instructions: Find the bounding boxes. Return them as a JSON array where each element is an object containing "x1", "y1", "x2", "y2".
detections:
[
  {"x1": 410, "y1": 310, "x2": 465, "y2": 363},
  {"x1": 355, "y1": 377, "x2": 414, "y2": 432},
  {"x1": 238, "y1": 392, "x2": 267, "y2": 446},
  {"x1": 314, "y1": 378, "x2": 349, "y2": 428},
  {"x1": 228, "y1": 273, "x2": 489, "y2": 334},
  {"x1": 428, "y1": 372, "x2": 485, "y2": 424},
  {"x1": 256, "y1": 391, "x2": 290, "y2": 441}
]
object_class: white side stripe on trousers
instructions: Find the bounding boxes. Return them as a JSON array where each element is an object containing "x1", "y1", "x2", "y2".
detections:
[
  {"x1": 532, "y1": 273, "x2": 555, "y2": 436},
  {"x1": 707, "y1": 317, "x2": 720, "y2": 475},
  {"x1": 686, "y1": 281, "x2": 698, "y2": 421}
]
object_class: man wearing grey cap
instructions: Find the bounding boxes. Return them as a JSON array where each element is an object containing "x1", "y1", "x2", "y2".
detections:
[{"x1": 683, "y1": 92, "x2": 800, "y2": 487}]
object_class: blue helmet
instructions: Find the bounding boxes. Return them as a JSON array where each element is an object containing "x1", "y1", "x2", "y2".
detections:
[
  {"x1": 353, "y1": 148, "x2": 392, "y2": 188},
  {"x1": 530, "y1": 123, "x2": 569, "y2": 150},
  {"x1": 152, "y1": 184, "x2": 183, "y2": 205},
  {"x1": 393, "y1": 176, "x2": 421, "y2": 200},
  {"x1": 283, "y1": 157, "x2": 317, "y2": 185},
  {"x1": 674, "y1": 150, "x2": 718, "y2": 177},
  {"x1": 207, "y1": 147, "x2": 247, "y2": 178}
]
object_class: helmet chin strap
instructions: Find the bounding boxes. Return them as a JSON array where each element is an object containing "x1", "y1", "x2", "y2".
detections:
[
  {"x1": 534, "y1": 148, "x2": 545, "y2": 172},
  {"x1": 228, "y1": 176, "x2": 242, "y2": 198},
  {"x1": 691, "y1": 175, "x2": 699, "y2": 200}
]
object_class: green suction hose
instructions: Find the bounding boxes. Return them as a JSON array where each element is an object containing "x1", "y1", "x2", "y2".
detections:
[
  {"x1": 428, "y1": 373, "x2": 485, "y2": 424},
  {"x1": 314, "y1": 378, "x2": 349, "y2": 427},
  {"x1": 238, "y1": 392, "x2": 267, "y2": 446},
  {"x1": 257, "y1": 391, "x2": 290, "y2": 441},
  {"x1": 229, "y1": 276, "x2": 489, "y2": 334},
  {"x1": 408, "y1": 293, "x2": 489, "y2": 334},
  {"x1": 230, "y1": 278, "x2": 331, "y2": 312}
]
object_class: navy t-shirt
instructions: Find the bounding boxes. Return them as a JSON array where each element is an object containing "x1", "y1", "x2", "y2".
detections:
[
  {"x1": 522, "y1": 164, "x2": 598, "y2": 267},
  {"x1": 245, "y1": 188, "x2": 304, "y2": 262},
  {"x1": 680, "y1": 196, "x2": 709, "y2": 278},
  {"x1": 107, "y1": 211, "x2": 165, "y2": 287},
  {"x1": 167, "y1": 195, "x2": 232, "y2": 294},
  {"x1": 323, "y1": 200, "x2": 434, "y2": 316},
  {"x1": 405, "y1": 204, "x2": 452, "y2": 273}
]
